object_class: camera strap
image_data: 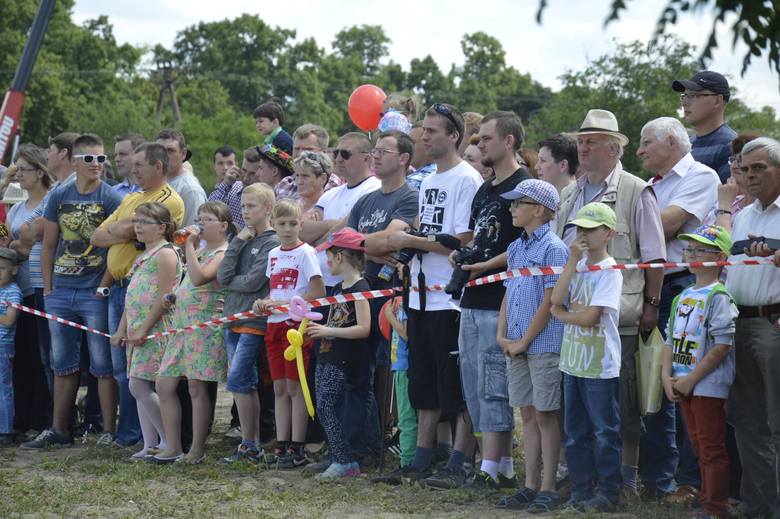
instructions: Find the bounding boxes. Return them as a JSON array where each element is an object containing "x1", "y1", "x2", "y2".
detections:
[
  {"x1": 416, "y1": 251, "x2": 426, "y2": 312},
  {"x1": 402, "y1": 263, "x2": 411, "y2": 314}
]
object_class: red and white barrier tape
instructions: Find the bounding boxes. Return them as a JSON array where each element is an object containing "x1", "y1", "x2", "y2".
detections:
[{"x1": 3, "y1": 258, "x2": 774, "y2": 340}]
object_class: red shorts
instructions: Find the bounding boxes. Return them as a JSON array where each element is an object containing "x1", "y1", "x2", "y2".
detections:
[{"x1": 265, "y1": 321, "x2": 312, "y2": 381}]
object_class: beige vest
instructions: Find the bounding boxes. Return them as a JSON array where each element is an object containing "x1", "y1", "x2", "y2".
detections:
[{"x1": 556, "y1": 165, "x2": 650, "y2": 335}]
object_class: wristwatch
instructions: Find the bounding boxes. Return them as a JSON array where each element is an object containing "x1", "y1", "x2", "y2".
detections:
[
  {"x1": 644, "y1": 295, "x2": 660, "y2": 307},
  {"x1": 96, "y1": 286, "x2": 111, "y2": 297}
]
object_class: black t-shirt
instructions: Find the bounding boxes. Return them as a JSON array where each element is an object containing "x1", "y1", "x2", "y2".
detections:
[
  {"x1": 318, "y1": 278, "x2": 372, "y2": 382},
  {"x1": 460, "y1": 168, "x2": 530, "y2": 310}
]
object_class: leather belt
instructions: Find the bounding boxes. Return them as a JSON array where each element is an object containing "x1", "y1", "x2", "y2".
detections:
[{"x1": 737, "y1": 303, "x2": 780, "y2": 318}]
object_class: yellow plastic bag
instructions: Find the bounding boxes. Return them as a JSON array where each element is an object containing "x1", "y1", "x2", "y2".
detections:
[{"x1": 636, "y1": 327, "x2": 664, "y2": 416}]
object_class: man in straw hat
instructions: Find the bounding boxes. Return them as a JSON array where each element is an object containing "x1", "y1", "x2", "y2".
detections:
[{"x1": 555, "y1": 109, "x2": 667, "y2": 497}]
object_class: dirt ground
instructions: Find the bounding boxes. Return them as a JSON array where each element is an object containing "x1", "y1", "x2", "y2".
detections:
[{"x1": 0, "y1": 388, "x2": 691, "y2": 518}]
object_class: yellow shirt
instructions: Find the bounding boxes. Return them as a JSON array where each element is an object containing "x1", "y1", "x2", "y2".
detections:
[{"x1": 100, "y1": 184, "x2": 185, "y2": 279}]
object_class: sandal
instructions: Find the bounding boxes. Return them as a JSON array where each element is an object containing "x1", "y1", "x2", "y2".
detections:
[
  {"x1": 495, "y1": 487, "x2": 538, "y2": 510},
  {"x1": 527, "y1": 491, "x2": 561, "y2": 514}
]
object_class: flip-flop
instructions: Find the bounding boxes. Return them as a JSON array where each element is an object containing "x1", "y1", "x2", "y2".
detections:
[{"x1": 149, "y1": 453, "x2": 184, "y2": 465}]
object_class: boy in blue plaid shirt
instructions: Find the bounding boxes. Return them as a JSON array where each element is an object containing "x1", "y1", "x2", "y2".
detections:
[{"x1": 496, "y1": 180, "x2": 568, "y2": 513}]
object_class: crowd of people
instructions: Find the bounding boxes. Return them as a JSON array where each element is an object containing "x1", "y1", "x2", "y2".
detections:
[{"x1": 0, "y1": 70, "x2": 779, "y2": 518}]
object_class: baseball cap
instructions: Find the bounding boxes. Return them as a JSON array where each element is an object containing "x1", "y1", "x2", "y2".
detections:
[
  {"x1": 672, "y1": 71, "x2": 731, "y2": 101},
  {"x1": 500, "y1": 179, "x2": 560, "y2": 212},
  {"x1": 678, "y1": 224, "x2": 732, "y2": 254},
  {"x1": 566, "y1": 202, "x2": 617, "y2": 230},
  {"x1": 316, "y1": 228, "x2": 366, "y2": 252},
  {"x1": 0, "y1": 247, "x2": 18, "y2": 265}
]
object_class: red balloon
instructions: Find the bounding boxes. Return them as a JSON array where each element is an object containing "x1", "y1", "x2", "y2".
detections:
[
  {"x1": 378, "y1": 296, "x2": 401, "y2": 341},
  {"x1": 348, "y1": 84, "x2": 386, "y2": 131}
]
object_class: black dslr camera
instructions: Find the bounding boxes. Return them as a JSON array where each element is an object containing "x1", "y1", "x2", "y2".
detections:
[{"x1": 444, "y1": 246, "x2": 488, "y2": 299}]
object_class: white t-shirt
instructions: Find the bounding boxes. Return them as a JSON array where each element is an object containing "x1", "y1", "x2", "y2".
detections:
[
  {"x1": 649, "y1": 153, "x2": 718, "y2": 265},
  {"x1": 265, "y1": 242, "x2": 322, "y2": 324},
  {"x1": 409, "y1": 161, "x2": 482, "y2": 311},
  {"x1": 315, "y1": 176, "x2": 381, "y2": 286},
  {"x1": 559, "y1": 256, "x2": 622, "y2": 379}
]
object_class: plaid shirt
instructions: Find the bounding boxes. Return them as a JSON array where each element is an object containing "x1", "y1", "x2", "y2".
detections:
[
  {"x1": 208, "y1": 180, "x2": 245, "y2": 228},
  {"x1": 274, "y1": 174, "x2": 344, "y2": 203},
  {"x1": 504, "y1": 223, "x2": 569, "y2": 354}
]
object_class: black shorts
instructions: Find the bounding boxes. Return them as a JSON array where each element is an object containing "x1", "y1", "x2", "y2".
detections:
[{"x1": 407, "y1": 308, "x2": 464, "y2": 415}]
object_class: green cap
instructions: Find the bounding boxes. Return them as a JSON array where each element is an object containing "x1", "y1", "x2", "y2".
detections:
[
  {"x1": 567, "y1": 202, "x2": 617, "y2": 230},
  {"x1": 678, "y1": 224, "x2": 732, "y2": 254}
]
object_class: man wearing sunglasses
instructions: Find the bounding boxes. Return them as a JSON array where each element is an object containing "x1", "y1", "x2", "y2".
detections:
[
  {"x1": 382, "y1": 103, "x2": 483, "y2": 485},
  {"x1": 22, "y1": 134, "x2": 124, "y2": 450},
  {"x1": 671, "y1": 71, "x2": 736, "y2": 183}
]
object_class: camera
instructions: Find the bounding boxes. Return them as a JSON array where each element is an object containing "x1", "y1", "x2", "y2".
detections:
[
  {"x1": 445, "y1": 246, "x2": 488, "y2": 299},
  {"x1": 377, "y1": 228, "x2": 428, "y2": 282}
]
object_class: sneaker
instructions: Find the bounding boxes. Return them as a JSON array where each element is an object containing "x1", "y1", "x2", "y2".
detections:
[
  {"x1": 96, "y1": 432, "x2": 115, "y2": 446},
  {"x1": 20, "y1": 429, "x2": 72, "y2": 450},
  {"x1": 498, "y1": 472, "x2": 519, "y2": 489},
  {"x1": 302, "y1": 457, "x2": 332, "y2": 476},
  {"x1": 223, "y1": 443, "x2": 261, "y2": 463},
  {"x1": 224, "y1": 426, "x2": 242, "y2": 439},
  {"x1": 575, "y1": 494, "x2": 617, "y2": 513},
  {"x1": 277, "y1": 448, "x2": 310, "y2": 469},
  {"x1": 527, "y1": 491, "x2": 561, "y2": 514},
  {"x1": 421, "y1": 467, "x2": 467, "y2": 490},
  {"x1": 371, "y1": 465, "x2": 431, "y2": 486},
  {"x1": 463, "y1": 470, "x2": 500, "y2": 491},
  {"x1": 495, "y1": 487, "x2": 538, "y2": 510},
  {"x1": 315, "y1": 462, "x2": 361, "y2": 479}
]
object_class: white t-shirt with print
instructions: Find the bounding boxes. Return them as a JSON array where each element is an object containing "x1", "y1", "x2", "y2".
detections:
[
  {"x1": 409, "y1": 160, "x2": 482, "y2": 312},
  {"x1": 559, "y1": 256, "x2": 622, "y2": 379},
  {"x1": 315, "y1": 176, "x2": 381, "y2": 286},
  {"x1": 265, "y1": 242, "x2": 322, "y2": 324}
]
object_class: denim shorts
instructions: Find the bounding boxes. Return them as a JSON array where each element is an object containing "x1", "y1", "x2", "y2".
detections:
[
  {"x1": 225, "y1": 329, "x2": 262, "y2": 393},
  {"x1": 45, "y1": 287, "x2": 113, "y2": 378},
  {"x1": 458, "y1": 308, "x2": 514, "y2": 432}
]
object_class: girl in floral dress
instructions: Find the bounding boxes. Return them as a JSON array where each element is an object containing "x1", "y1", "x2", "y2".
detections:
[
  {"x1": 155, "y1": 202, "x2": 234, "y2": 464},
  {"x1": 111, "y1": 203, "x2": 181, "y2": 460}
]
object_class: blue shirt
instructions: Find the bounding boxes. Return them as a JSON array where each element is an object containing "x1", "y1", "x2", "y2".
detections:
[
  {"x1": 690, "y1": 123, "x2": 737, "y2": 183},
  {"x1": 113, "y1": 178, "x2": 141, "y2": 198},
  {"x1": 406, "y1": 163, "x2": 436, "y2": 192},
  {"x1": 504, "y1": 223, "x2": 568, "y2": 354},
  {"x1": 43, "y1": 180, "x2": 122, "y2": 288},
  {"x1": 390, "y1": 306, "x2": 408, "y2": 371},
  {"x1": 0, "y1": 283, "x2": 22, "y2": 353},
  {"x1": 208, "y1": 180, "x2": 244, "y2": 228}
]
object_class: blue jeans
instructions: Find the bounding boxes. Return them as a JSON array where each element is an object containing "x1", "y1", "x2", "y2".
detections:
[
  {"x1": 225, "y1": 330, "x2": 262, "y2": 394},
  {"x1": 0, "y1": 351, "x2": 13, "y2": 434},
  {"x1": 640, "y1": 272, "x2": 694, "y2": 494},
  {"x1": 109, "y1": 285, "x2": 141, "y2": 446},
  {"x1": 45, "y1": 287, "x2": 112, "y2": 377},
  {"x1": 564, "y1": 374, "x2": 622, "y2": 503}
]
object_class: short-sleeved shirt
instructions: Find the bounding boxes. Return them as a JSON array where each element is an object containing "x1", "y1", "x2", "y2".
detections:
[
  {"x1": 461, "y1": 168, "x2": 530, "y2": 310},
  {"x1": 98, "y1": 184, "x2": 185, "y2": 280},
  {"x1": 315, "y1": 176, "x2": 381, "y2": 286},
  {"x1": 559, "y1": 256, "x2": 622, "y2": 379},
  {"x1": 649, "y1": 153, "x2": 719, "y2": 265},
  {"x1": 504, "y1": 224, "x2": 568, "y2": 354},
  {"x1": 0, "y1": 282, "x2": 22, "y2": 350},
  {"x1": 318, "y1": 278, "x2": 372, "y2": 383},
  {"x1": 347, "y1": 183, "x2": 418, "y2": 280},
  {"x1": 410, "y1": 161, "x2": 482, "y2": 311},
  {"x1": 390, "y1": 305, "x2": 408, "y2": 371},
  {"x1": 168, "y1": 172, "x2": 207, "y2": 226},
  {"x1": 406, "y1": 163, "x2": 437, "y2": 192},
  {"x1": 7, "y1": 199, "x2": 40, "y2": 297},
  {"x1": 43, "y1": 180, "x2": 123, "y2": 288},
  {"x1": 690, "y1": 123, "x2": 737, "y2": 183},
  {"x1": 266, "y1": 242, "x2": 322, "y2": 324}
]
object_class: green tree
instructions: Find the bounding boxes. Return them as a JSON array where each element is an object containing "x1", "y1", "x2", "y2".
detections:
[{"x1": 332, "y1": 25, "x2": 391, "y2": 78}]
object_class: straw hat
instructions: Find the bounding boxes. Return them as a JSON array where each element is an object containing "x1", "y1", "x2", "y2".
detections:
[{"x1": 571, "y1": 109, "x2": 629, "y2": 146}]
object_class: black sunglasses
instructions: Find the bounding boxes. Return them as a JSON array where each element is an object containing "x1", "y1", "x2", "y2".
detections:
[
  {"x1": 332, "y1": 149, "x2": 367, "y2": 160},
  {"x1": 74, "y1": 154, "x2": 108, "y2": 164},
  {"x1": 432, "y1": 103, "x2": 461, "y2": 133}
]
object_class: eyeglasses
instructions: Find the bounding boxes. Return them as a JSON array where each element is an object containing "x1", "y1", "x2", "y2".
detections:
[
  {"x1": 332, "y1": 149, "x2": 366, "y2": 160},
  {"x1": 15, "y1": 166, "x2": 39, "y2": 174},
  {"x1": 432, "y1": 103, "x2": 461, "y2": 133},
  {"x1": 728, "y1": 155, "x2": 739, "y2": 166},
  {"x1": 510, "y1": 199, "x2": 541, "y2": 208},
  {"x1": 682, "y1": 246, "x2": 720, "y2": 256},
  {"x1": 679, "y1": 93, "x2": 720, "y2": 102},
  {"x1": 132, "y1": 218, "x2": 161, "y2": 226},
  {"x1": 370, "y1": 148, "x2": 400, "y2": 157},
  {"x1": 197, "y1": 217, "x2": 220, "y2": 224},
  {"x1": 73, "y1": 154, "x2": 107, "y2": 164}
]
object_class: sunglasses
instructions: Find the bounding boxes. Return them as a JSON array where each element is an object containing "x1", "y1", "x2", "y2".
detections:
[
  {"x1": 332, "y1": 149, "x2": 366, "y2": 160},
  {"x1": 74, "y1": 154, "x2": 107, "y2": 164},
  {"x1": 432, "y1": 103, "x2": 461, "y2": 133}
]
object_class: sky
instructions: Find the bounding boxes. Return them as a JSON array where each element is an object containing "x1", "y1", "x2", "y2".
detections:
[{"x1": 71, "y1": 0, "x2": 780, "y2": 111}]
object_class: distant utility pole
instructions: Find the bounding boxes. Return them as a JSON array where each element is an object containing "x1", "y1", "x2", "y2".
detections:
[{"x1": 155, "y1": 60, "x2": 181, "y2": 123}]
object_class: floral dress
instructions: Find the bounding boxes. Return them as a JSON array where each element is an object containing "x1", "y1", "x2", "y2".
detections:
[
  {"x1": 158, "y1": 246, "x2": 228, "y2": 382},
  {"x1": 125, "y1": 242, "x2": 181, "y2": 381}
]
